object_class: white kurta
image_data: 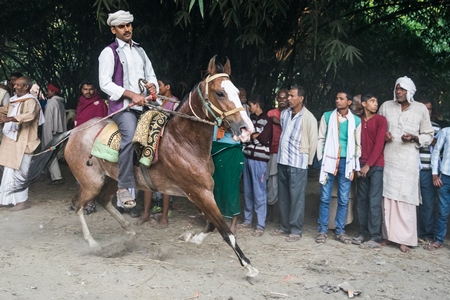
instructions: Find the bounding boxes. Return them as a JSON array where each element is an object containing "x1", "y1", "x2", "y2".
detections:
[
  {"x1": 41, "y1": 96, "x2": 66, "y2": 149},
  {"x1": 379, "y1": 100, "x2": 434, "y2": 206}
]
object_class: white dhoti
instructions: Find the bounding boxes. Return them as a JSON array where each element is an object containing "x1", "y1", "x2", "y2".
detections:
[
  {"x1": 382, "y1": 197, "x2": 418, "y2": 246},
  {"x1": 0, "y1": 154, "x2": 32, "y2": 205}
]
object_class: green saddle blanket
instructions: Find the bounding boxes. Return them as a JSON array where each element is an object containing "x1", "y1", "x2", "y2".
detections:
[{"x1": 91, "y1": 110, "x2": 168, "y2": 166}]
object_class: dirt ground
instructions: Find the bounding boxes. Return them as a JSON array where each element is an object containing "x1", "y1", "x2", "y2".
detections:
[{"x1": 1, "y1": 164, "x2": 450, "y2": 300}]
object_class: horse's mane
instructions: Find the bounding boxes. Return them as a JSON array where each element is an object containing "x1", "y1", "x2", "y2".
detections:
[
  {"x1": 175, "y1": 62, "x2": 226, "y2": 111},
  {"x1": 176, "y1": 88, "x2": 193, "y2": 111}
]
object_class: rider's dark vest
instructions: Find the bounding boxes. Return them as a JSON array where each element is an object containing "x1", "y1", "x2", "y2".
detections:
[{"x1": 107, "y1": 40, "x2": 148, "y2": 114}]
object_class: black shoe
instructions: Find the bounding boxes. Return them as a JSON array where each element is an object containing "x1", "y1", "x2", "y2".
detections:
[
  {"x1": 129, "y1": 208, "x2": 140, "y2": 218},
  {"x1": 117, "y1": 207, "x2": 125, "y2": 214},
  {"x1": 83, "y1": 203, "x2": 97, "y2": 215},
  {"x1": 49, "y1": 179, "x2": 64, "y2": 185}
]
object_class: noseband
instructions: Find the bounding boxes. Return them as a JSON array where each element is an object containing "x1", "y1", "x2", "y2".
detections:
[{"x1": 191, "y1": 73, "x2": 244, "y2": 127}]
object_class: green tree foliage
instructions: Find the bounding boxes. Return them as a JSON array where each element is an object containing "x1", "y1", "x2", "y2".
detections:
[
  {"x1": 0, "y1": 0, "x2": 449, "y2": 118},
  {"x1": 0, "y1": 0, "x2": 111, "y2": 107}
]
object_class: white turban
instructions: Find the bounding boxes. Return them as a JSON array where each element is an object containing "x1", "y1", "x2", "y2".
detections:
[
  {"x1": 30, "y1": 84, "x2": 40, "y2": 98},
  {"x1": 107, "y1": 10, "x2": 134, "y2": 26},
  {"x1": 394, "y1": 76, "x2": 416, "y2": 103}
]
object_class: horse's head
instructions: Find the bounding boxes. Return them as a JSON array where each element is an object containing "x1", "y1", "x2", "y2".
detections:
[{"x1": 200, "y1": 56, "x2": 254, "y2": 142}]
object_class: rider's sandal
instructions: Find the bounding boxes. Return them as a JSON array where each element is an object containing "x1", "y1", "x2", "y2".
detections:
[{"x1": 117, "y1": 190, "x2": 136, "y2": 209}]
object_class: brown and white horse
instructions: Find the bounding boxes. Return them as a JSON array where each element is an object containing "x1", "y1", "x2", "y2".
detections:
[{"x1": 61, "y1": 56, "x2": 257, "y2": 276}]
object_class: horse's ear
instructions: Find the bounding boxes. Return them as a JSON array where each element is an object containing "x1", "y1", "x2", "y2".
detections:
[
  {"x1": 224, "y1": 57, "x2": 231, "y2": 75},
  {"x1": 208, "y1": 55, "x2": 217, "y2": 76}
]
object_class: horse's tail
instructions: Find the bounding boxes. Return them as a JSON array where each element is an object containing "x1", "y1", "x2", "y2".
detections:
[{"x1": 11, "y1": 131, "x2": 72, "y2": 194}]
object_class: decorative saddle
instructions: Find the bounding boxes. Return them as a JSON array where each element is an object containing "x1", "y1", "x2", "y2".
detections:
[{"x1": 91, "y1": 110, "x2": 168, "y2": 166}]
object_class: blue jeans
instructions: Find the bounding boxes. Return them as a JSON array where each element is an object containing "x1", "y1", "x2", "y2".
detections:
[
  {"x1": 243, "y1": 158, "x2": 267, "y2": 230},
  {"x1": 318, "y1": 159, "x2": 352, "y2": 235},
  {"x1": 419, "y1": 169, "x2": 437, "y2": 240},
  {"x1": 434, "y1": 174, "x2": 450, "y2": 244}
]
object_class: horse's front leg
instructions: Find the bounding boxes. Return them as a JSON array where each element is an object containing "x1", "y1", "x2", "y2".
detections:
[
  {"x1": 77, "y1": 209, "x2": 100, "y2": 247},
  {"x1": 184, "y1": 189, "x2": 258, "y2": 277},
  {"x1": 103, "y1": 201, "x2": 136, "y2": 236}
]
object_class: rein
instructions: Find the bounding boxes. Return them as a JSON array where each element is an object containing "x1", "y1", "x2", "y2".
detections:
[
  {"x1": 33, "y1": 74, "x2": 242, "y2": 157},
  {"x1": 138, "y1": 79, "x2": 179, "y2": 104}
]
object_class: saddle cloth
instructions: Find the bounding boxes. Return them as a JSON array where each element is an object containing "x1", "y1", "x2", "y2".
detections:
[{"x1": 91, "y1": 110, "x2": 168, "y2": 166}]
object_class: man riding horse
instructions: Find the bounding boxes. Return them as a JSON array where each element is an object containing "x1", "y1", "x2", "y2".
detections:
[
  {"x1": 98, "y1": 10, "x2": 158, "y2": 209},
  {"x1": 16, "y1": 10, "x2": 257, "y2": 276}
]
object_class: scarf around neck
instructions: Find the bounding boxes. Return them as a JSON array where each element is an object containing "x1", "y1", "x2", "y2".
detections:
[
  {"x1": 319, "y1": 109, "x2": 359, "y2": 184},
  {"x1": 2, "y1": 93, "x2": 45, "y2": 141}
]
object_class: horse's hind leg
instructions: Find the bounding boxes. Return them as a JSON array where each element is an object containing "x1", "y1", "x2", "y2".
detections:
[
  {"x1": 96, "y1": 177, "x2": 135, "y2": 236},
  {"x1": 70, "y1": 186, "x2": 102, "y2": 247},
  {"x1": 77, "y1": 208, "x2": 100, "y2": 248}
]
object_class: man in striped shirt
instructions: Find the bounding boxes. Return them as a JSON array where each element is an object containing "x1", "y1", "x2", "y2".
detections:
[
  {"x1": 240, "y1": 95, "x2": 273, "y2": 237},
  {"x1": 427, "y1": 127, "x2": 450, "y2": 250},
  {"x1": 270, "y1": 86, "x2": 318, "y2": 242}
]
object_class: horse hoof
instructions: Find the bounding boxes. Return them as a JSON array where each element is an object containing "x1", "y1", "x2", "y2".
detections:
[
  {"x1": 245, "y1": 265, "x2": 259, "y2": 277},
  {"x1": 178, "y1": 231, "x2": 194, "y2": 242},
  {"x1": 88, "y1": 240, "x2": 100, "y2": 248},
  {"x1": 189, "y1": 232, "x2": 209, "y2": 245}
]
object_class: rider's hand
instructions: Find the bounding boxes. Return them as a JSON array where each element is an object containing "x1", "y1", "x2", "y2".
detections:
[
  {"x1": 131, "y1": 93, "x2": 147, "y2": 107},
  {"x1": 145, "y1": 83, "x2": 157, "y2": 95}
]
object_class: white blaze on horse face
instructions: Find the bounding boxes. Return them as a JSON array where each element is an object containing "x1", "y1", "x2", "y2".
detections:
[{"x1": 221, "y1": 81, "x2": 254, "y2": 142}]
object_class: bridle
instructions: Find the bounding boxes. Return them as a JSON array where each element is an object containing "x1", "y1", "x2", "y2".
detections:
[{"x1": 189, "y1": 73, "x2": 244, "y2": 127}]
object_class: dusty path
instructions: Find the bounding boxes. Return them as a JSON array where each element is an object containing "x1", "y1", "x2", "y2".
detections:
[{"x1": 1, "y1": 165, "x2": 450, "y2": 299}]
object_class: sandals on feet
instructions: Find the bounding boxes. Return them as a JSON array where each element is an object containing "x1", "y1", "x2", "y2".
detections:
[
  {"x1": 424, "y1": 241, "x2": 443, "y2": 251},
  {"x1": 270, "y1": 229, "x2": 287, "y2": 236},
  {"x1": 286, "y1": 234, "x2": 301, "y2": 242},
  {"x1": 352, "y1": 235, "x2": 364, "y2": 245},
  {"x1": 360, "y1": 240, "x2": 381, "y2": 249},
  {"x1": 336, "y1": 234, "x2": 352, "y2": 244},
  {"x1": 316, "y1": 233, "x2": 327, "y2": 243},
  {"x1": 252, "y1": 228, "x2": 264, "y2": 237},
  {"x1": 117, "y1": 190, "x2": 136, "y2": 209},
  {"x1": 237, "y1": 223, "x2": 252, "y2": 229}
]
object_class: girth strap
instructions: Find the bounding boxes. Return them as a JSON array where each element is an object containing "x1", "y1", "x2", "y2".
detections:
[{"x1": 139, "y1": 163, "x2": 157, "y2": 191}]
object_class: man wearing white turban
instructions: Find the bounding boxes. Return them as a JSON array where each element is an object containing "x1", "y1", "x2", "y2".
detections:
[
  {"x1": 98, "y1": 10, "x2": 159, "y2": 209},
  {"x1": 378, "y1": 76, "x2": 434, "y2": 253}
]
